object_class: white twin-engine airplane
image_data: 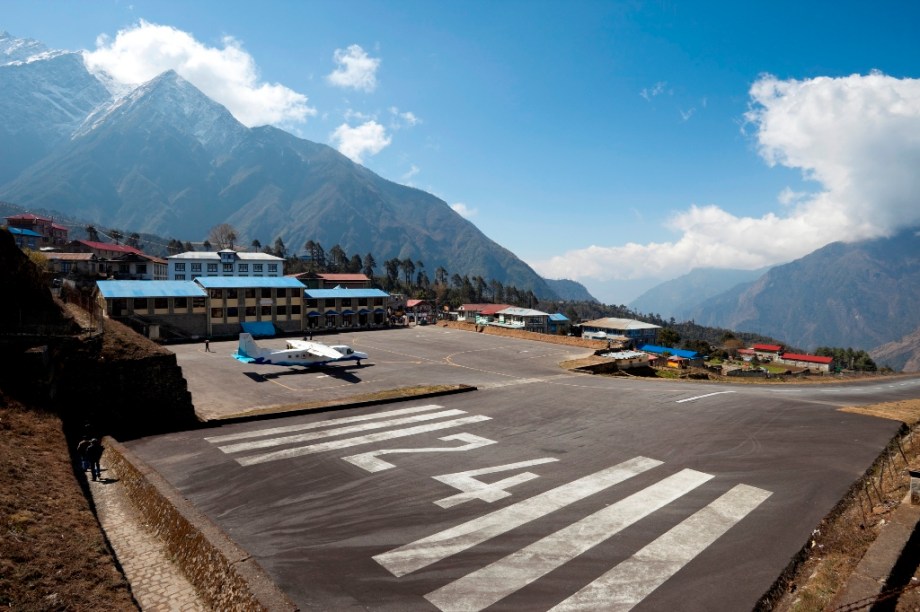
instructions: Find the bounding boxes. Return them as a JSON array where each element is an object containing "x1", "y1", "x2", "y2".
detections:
[{"x1": 234, "y1": 333, "x2": 369, "y2": 367}]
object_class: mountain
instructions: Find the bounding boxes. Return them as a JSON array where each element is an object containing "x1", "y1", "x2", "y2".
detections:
[
  {"x1": 870, "y1": 325, "x2": 920, "y2": 373},
  {"x1": 687, "y1": 229, "x2": 920, "y2": 353},
  {"x1": 0, "y1": 39, "x2": 112, "y2": 183},
  {"x1": 0, "y1": 36, "x2": 558, "y2": 297},
  {"x1": 544, "y1": 278, "x2": 597, "y2": 302},
  {"x1": 629, "y1": 267, "x2": 770, "y2": 321}
]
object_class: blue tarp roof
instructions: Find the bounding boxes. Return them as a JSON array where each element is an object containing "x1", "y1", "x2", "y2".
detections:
[
  {"x1": 638, "y1": 344, "x2": 700, "y2": 360},
  {"x1": 195, "y1": 277, "x2": 305, "y2": 289},
  {"x1": 240, "y1": 321, "x2": 276, "y2": 337},
  {"x1": 7, "y1": 227, "x2": 42, "y2": 237},
  {"x1": 96, "y1": 280, "x2": 206, "y2": 298},
  {"x1": 304, "y1": 288, "x2": 390, "y2": 299},
  {"x1": 548, "y1": 313, "x2": 570, "y2": 321}
]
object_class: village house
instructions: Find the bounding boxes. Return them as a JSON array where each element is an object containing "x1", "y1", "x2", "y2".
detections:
[
  {"x1": 5, "y1": 213, "x2": 69, "y2": 247},
  {"x1": 778, "y1": 352, "x2": 835, "y2": 373},
  {"x1": 5, "y1": 226, "x2": 42, "y2": 250},
  {"x1": 579, "y1": 318, "x2": 661, "y2": 348},
  {"x1": 291, "y1": 272, "x2": 372, "y2": 289},
  {"x1": 167, "y1": 249, "x2": 284, "y2": 280}
]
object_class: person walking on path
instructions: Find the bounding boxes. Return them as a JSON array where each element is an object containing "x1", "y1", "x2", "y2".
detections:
[
  {"x1": 204, "y1": 338, "x2": 211, "y2": 352},
  {"x1": 86, "y1": 438, "x2": 105, "y2": 481},
  {"x1": 76, "y1": 435, "x2": 92, "y2": 472}
]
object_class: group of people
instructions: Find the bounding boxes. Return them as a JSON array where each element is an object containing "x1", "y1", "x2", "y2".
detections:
[{"x1": 77, "y1": 435, "x2": 105, "y2": 481}]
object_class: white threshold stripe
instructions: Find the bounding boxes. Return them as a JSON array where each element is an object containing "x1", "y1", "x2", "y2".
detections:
[
  {"x1": 550, "y1": 483, "x2": 772, "y2": 612},
  {"x1": 343, "y1": 433, "x2": 496, "y2": 473},
  {"x1": 204, "y1": 404, "x2": 445, "y2": 444},
  {"x1": 218, "y1": 409, "x2": 468, "y2": 454},
  {"x1": 373, "y1": 456, "x2": 663, "y2": 578},
  {"x1": 424, "y1": 468, "x2": 713, "y2": 612},
  {"x1": 236, "y1": 415, "x2": 491, "y2": 466},
  {"x1": 675, "y1": 391, "x2": 736, "y2": 403}
]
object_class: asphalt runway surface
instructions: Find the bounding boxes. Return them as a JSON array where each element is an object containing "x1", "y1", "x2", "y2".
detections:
[{"x1": 130, "y1": 327, "x2": 920, "y2": 610}]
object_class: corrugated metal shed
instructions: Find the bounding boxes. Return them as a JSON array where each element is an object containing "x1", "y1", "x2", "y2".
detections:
[
  {"x1": 304, "y1": 288, "x2": 390, "y2": 299},
  {"x1": 96, "y1": 280, "x2": 206, "y2": 298},
  {"x1": 195, "y1": 277, "x2": 305, "y2": 289},
  {"x1": 497, "y1": 307, "x2": 548, "y2": 317}
]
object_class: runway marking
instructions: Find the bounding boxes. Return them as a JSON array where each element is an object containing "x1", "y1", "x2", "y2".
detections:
[
  {"x1": 433, "y1": 457, "x2": 560, "y2": 508},
  {"x1": 205, "y1": 404, "x2": 446, "y2": 444},
  {"x1": 373, "y1": 456, "x2": 662, "y2": 577},
  {"x1": 424, "y1": 468, "x2": 713, "y2": 611},
  {"x1": 217, "y1": 409, "x2": 469, "y2": 454},
  {"x1": 343, "y1": 433, "x2": 497, "y2": 473},
  {"x1": 676, "y1": 391, "x2": 736, "y2": 403},
  {"x1": 550, "y1": 484, "x2": 772, "y2": 611},
  {"x1": 236, "y1": 415, "x2": 491, "y2": 466}
]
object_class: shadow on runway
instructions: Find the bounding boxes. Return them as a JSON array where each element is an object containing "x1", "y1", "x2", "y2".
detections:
[{"x1": 243, "y1": 363, "x2": 372, "y2": 384}]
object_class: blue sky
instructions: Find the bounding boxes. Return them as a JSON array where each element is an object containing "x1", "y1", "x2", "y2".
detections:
[{"x1": 4, "y1": 1, "x2": 920, "y2": 303}]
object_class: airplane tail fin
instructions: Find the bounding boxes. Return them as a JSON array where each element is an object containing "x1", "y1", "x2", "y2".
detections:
[{"x1": 237, "y1": 333, "x2": 261, "y2": 358}]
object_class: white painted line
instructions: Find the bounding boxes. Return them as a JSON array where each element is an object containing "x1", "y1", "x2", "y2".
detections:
[
  {"x1": 343, "y1": 433, "x2": 497, "y2": 473},
  {"x1": 433, "y1": 458, "x2": 560, "y2": 508},
  {"x1": 236, "y1": 415, "x2": 492, "y2": 466},
  {"x1": 373, "y1": 456, "x2": 663, "y2": 578},
  {"x1": 550, "y1": 483, "x2": 772, "y2": 611},
  {"x1": 424, "y1": 468, "x2": 713, "y2": 611},
  {"x1": 218, "y1": 409, "x2": 468, "y2": 454},
  {"x1": 675, "y1": 391, "x2": 736, "y2": 404},
  {"x1": 205, "y1": 404, "x2": 446, "y2": 443}
]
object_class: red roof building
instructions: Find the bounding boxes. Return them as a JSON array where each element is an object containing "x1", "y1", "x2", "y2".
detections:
[
  {"x1": 69, "y1": 240, "x2": 144, "y2": 259},
  {"x1": 6, "y1": 213, "x2": 69, "y2": 247},
  {"x1": 752, "y1": 343, "x2": 784, "y2": 353},
  {"x1": 778, "y1": 352, "x2": 834, "y2": 373}
]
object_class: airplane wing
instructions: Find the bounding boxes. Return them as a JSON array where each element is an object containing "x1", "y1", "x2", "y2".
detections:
[{"x1": 288, "y1": 340, "x2": 343, "y2": 359}]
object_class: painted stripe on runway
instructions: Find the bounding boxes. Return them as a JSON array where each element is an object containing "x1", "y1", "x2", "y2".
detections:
[
  {"x1": 343, "y1": 433, "x2": 497, "y2": 473},
  {"x1": 373, "y1": 456, "x2": 663, "y2": 578},
  {"x1": 204, "y1": 404, "x2": 446, "y2": 444},
  {"x1": 550, "y1": 483, "x2": 772, "y2": 611},
  {"x1": 217, "y1": 409, "x2": 468, "y2": 454},
  {"x1": 424, "y1": 468, "x2": 713, "y2": 611},
  {"x1": 675, "y1": 391, "x2": 736, "y2": 403},
  {"x1": 236, "y1": 415, "x2": 492, "y2": 466}
]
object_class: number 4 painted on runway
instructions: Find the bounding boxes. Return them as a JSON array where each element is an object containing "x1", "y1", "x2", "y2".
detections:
[{"x1": 433, "y1": 458, "x2": 560, "y2": 508}]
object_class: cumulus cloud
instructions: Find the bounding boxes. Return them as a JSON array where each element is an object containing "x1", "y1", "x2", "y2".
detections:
[
  {"x1": 326, "y1": 44, "x2": 380, "y2": 92},
  {"x1": 451, "y1": 202, "x2": 478, "y2": 219},
  {"x1": 83, "y1": 20, "x2": 315, "y2": 127},
  {"x1": 534, "y1": 72, "x2": 920, "y2": 282},
  {"x1": 330, "y1": 120, "x2": 391, "y2": 163},
  {"x1": 389, "y1": 106, "x2": 421, "y2": 128}
]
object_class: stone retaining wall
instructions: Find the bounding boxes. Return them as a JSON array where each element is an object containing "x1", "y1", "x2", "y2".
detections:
[{"x1": 103, "y1": 438, "x2": 297, "y2": 612}]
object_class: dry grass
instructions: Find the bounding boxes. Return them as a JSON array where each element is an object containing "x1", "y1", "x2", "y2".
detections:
[{"x1": 0, "y1": 392, "x2": 137, "y2": 610}]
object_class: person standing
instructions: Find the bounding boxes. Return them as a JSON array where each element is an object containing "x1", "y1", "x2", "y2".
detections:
[
  {"x1": 76, "y1": 435, "x2": 92, "y2": 472},
  {"x1": 86, "y1": 438, "x2": 105, "y2": 481},
  {"x1": 204, "y1": 338, "x2": 211, "y2": 352}
]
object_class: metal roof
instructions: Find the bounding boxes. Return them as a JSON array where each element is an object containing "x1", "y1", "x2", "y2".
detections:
[
  {"x1": 195, "y1": 277, "x2": 304, "y2": 289},
  {"x1": 580, "y1": 317, "x2": 661, "y2": 331},
  {"x1": 548, "y1": 313, "x2": 570, "y2": 321},
  {"x1": 496, "y1": 307, "x2": 548, "y2": 317},
  {"x1": 304, "y1": 288, "x2": 390, "y2": 299},
  {"x1": 6, "y1": 227, "x2": 42, "y2": 237},
  {"x1": 96, "y1": 280, "x2": 206, "y2": 298},
  {"x1": 169, "y1": 251, "x2": 283, "y2": 261}
]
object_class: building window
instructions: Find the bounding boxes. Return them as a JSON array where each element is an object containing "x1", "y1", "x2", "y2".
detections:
[
  {"x1": 209, "y1": 289, "x2": 222, "y2": 299},
  {"x1": 175, "y1": 263, "x2": 186, "y2": 271},
  {"x1": 175, "y1": 297, "x2": 188, "y2": 309},
  {"x1": 239, "y1": 264, "x2": 248, "y2": 272},
  {"x1": 207, "y1": 263, "x2": 218, "y2": 273},
  {"x1": 133, "y1": 298, "x2": 148, "y2": 311},
  {"x1": 324, "y1": 299, "x2": 336, "y2": 308},
  {"x1": 244, "y1": 288, "x2": 256, "y2": 299},
  {"x1": 175, "y1": 274, "x2": 186, "y2": 280},
  {"x1": 227, "y1": 289, "x2": 238, "y2": 299},
  {"x1": 277, "y1": 305, "x2": 287, "y2": 316},
  {"x1": 306, "y1": 299, "x2": 318, "y2": 308},
  {"x1": 153, "y1": 297, "x2": 168, "y2": 310},
  {"x1": 268, "y1": 264, "x2": 278, "y2": 273},
  {"x1": 245, "y1": 306, "x2": 256, "y2": 318},
  {"x1": 192, "y1": 297, "x2": 205, "y2": 309},
  {"x1": 211, "y1": 307, "x2": 223, "y2": 319},
  {"x1": 227, "y1": 307, "x2": 238, "y2": 318},
  {"x1": 341, "y1": 298, "x2": 352, "y2": 306},
  {"x1": 358, "y1": 298, "x2": 368, "y2": 307},
  {"x1": 223, "y1": 264, "x2": 233, "y2": 273},
  {"x1": 290, "y1": 304, "x2": 301, "y2": 315},
  {"x1": 261, "y1": 305, "x2": 272, "y2": 317},
  {"x1": 254, "y1": 264, "x2": 263, "y2": 272},
  {"x1": 191, "y1": 263, "x2": 202, "y2": 272},
  {"x1": 261, "y1": 288, "x2": 272, "y2": 298}
]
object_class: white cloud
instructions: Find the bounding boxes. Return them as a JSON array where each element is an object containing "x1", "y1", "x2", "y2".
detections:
[
  {"x1": 83, "y1": 20, "x2": 315, "y2": 128},
  {"x1": 534, "y1": 72, "x2": 920, "y2": 284},
  {"x1": 330, "y1": 120, "x2": 391, "y2": 163},
  {"x1": 679, "y1": 107, "x2": 695, "y2": 122},
  {"x1": 451, "y1": 202, "x2": 478, "y2": 218},
  {"x1": 401, "y1": 164, "x2": 420, "y2": 183},
  {"x1": 640, "y1": 81, "x2": 668, "y2": 101},
  {"x1": 389, "y1": 106, "x2": 421, "y2": 128},
  {"x1": 326, "y1": 44, "x2": 380, "y2": 92}
]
